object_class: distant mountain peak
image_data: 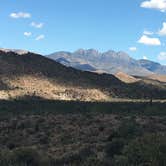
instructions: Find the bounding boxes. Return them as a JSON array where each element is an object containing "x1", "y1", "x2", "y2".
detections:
[
  {"x1": 47, "y1": 49, "x2": 166, "y2": 76},
  {"x1": 72, "y1": 49, "x2": 131, "y2": 59},
  {"x1": 74, "y1": 49, "x2": 99, "y2": 56},
  {"x1": 116, "y1": 51, "x2": 132, "y2": 59},
  {"x1": 74, "y1": 49, "x2": 86, "y2": 55},
  {"x1": 103, "y1": 50, "x2": 116, "y2": 54},
  {"x1": 86, "y1": 49, "x2": 99, "y2": 54}
]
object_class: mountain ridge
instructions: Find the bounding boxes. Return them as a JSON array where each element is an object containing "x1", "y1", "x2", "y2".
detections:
[
  {"x1": 47, "y1": 49, "x2": 166, "y2": 76},
  {"x1": 138, "y1": 59, "x2": 166, "y2": 75},
  {"x1": 47, "y1": 49, "x2": 158, "y2": 76},
  {"x1": 0, "y1": 49, "x2": 166, "y2": 100}
]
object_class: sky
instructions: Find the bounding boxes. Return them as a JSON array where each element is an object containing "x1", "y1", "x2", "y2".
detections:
[{"x1": 0, "y1": 0, "x2": 166, "y2": 64}]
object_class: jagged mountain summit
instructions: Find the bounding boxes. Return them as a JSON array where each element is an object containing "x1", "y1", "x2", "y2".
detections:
[
  {"x1": 0, "y1": 48, "x2": 166, "y2": 101},
  {"x1": 47, "y1": 49, "x2": 166, "y2": 76}
]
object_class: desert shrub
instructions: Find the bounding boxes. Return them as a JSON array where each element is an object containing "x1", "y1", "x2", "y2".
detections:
[
  {"x1": 81, "y1": 156, "x2": 107, "y2": 166},
  {"x1": 38, "y1": 133, "x2": 49, "y2": 144},
  {"x1": 105, "y1": 118, "x2": 144, "y2": 161},
  {"x1": 113, "y1": 133, "x2": 166, "y2": 166},
  {"x1": 54, "y1": 147, "x2": 93, "y2": 165},
  {"x1": 105, "y1": 138, "x2": 125, "y2": 157},
  {"x1": 117, "y1": 118, "x2": 142, "y2": 139},
  {"x1": 0, "y1": 147, "x2": 51, "y2": 166},
  {"x1": 6, "y1": 141, "x2": 16, "y2": 150},
  {"x1": 108, "y1": 117, "x2": 142, "y2": 142}
]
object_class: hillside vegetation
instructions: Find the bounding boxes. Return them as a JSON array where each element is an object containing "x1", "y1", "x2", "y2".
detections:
[{"x1": 0, "y1": 99, "x2": 166, "y2": 166}]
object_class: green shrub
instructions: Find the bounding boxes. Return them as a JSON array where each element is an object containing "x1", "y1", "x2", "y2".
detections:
[
  {"x1": 108, "y1": 117, "x2": 142, "y2": 142},
  {"x1": 114, "y1": 133, "x2": 166, "y2": 166}
]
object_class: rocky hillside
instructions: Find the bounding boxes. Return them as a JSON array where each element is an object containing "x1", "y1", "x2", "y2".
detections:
[{"x1": 0, "y1": 49, "x2": 166, "y2": 100}]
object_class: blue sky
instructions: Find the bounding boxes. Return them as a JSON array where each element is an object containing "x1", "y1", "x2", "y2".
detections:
[{"x1": 0, "y1": 0, "x2": 166, "y2": 64}]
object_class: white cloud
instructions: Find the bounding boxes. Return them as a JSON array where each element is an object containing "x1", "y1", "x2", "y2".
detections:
[
  {"x1": 138, "y1": 35, "x2": 161, "y2": 46},
  {"x1": 35, "y1": 35, "x2": 45, "y2": 41},
  {"x1": 143, "y1": 30, "x2": 154, "y2": 35},
  {"x1": 24, "y1": 32, "x2": 32, "y2": 37},
  {"x1": 31, "y1": 22, "x2": 44, "y2": 28},
  {"x1": 129, "y1": 47, "x2": 137, "y2": 51},
  {"x1": 143, "y1": 56, "x2": 148, "y2": 60},
  {"x1": 158, "y1": 22, "x2": 166, "y2": 36},
  {"x1": 10, "y1": 12, "x2": 31, "y2": 19},
  {"x1": 158, "y1": 52, "x2": 166, "y2": 60},
  {"x1": 141, "y1": 0, "x2": 166, "y2": 12}
]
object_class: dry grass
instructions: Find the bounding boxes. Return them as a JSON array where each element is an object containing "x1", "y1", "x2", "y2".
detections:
[{"x1": 0, "y1": 75, "x2": 109, "y2": 101}]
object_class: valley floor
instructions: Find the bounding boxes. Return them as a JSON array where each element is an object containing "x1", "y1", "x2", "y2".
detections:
[{"x1": 0, "y1": 99, "x2": 166, "y2": 166}]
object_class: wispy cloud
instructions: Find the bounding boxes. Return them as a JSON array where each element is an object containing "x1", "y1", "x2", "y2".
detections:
[
  {"x1": 35, "y1": 35, "x2": 45, "y2": 41},
  {"x1": 158, "y1": 22, "x2": 166, "y2": 36},
  {"x1": 31, "y1": 22, "x2": 44, "y2": 28},
  {"x1": 138, "y1": 35, "x2": 161, "y2": 46},
  {"x1": 143, "y1": 30, "x2": 154, "y2": 35},
  {"x1": 140, "y1": 0, "x2": 166, "y2": 12},
  {"x1": 24, "y1": 32, "x2": 32, "y2": 37},
  {"x1": 10, "y1": 12, "x2": 31, "y2": 19},
  {"x1": 129, "y1": 47, "x2": 137, "y2": 51},
  {"x1": 158, "y1": 52, "x2": 166, "y2": 60}
]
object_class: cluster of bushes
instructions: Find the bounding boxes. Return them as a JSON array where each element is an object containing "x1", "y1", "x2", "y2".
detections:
[
  {"x1": 0, "y1": 101, "x2": 165, "y2": 166},
  {"x1": 104, "y1": 118, "x2": 166, "y2": 166},
  {"x1": 113, "y1": 133, "x2": 166, "y2": 166},
  {"x1": 0, "y1": 148, "x2": 52, "y2": 166}
]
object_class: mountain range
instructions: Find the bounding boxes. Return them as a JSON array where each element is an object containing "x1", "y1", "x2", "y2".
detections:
[
  {"x1": 47, "y1": 49, "x2": 166, "y2": 76},
  {"x1": 0, "y1": 48, "x2": 166, "y2": 101}
]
